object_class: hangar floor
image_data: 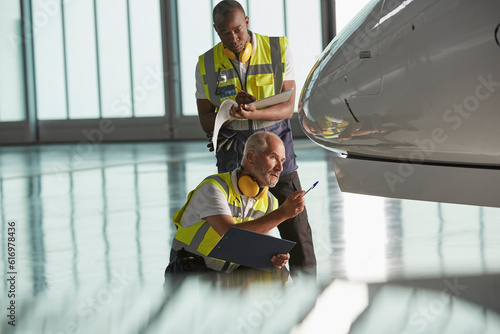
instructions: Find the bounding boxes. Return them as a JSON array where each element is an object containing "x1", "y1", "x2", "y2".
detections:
[{"x1": 1, "y1": 139, "x2": 500, "y2": 333}]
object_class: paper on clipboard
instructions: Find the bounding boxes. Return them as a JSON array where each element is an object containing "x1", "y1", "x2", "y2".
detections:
[
  {"x1": 212, "y1": 99, "x2": 237, "y2": 155},
  {"x1": 207, "y1": 226, "x2": 296, "y2": 270},
  {"x1": 249, "y1": 88, "x2": 294, "y2": 110},
  {"x1": 211, "y1": 89, "x2": 293, "y2": 154}
]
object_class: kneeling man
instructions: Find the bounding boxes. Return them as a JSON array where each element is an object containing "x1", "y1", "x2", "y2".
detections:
[{"x1": 165, "y1": 131, "x2": 305, "y2": 281}]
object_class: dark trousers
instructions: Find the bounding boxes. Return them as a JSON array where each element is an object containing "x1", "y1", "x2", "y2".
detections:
[
  {"x1": 269, "y1": 170, "x2": 317, "y2": 276},
  {"x1": 164, "y1": 248, "x2": 289, "y2": 291}
]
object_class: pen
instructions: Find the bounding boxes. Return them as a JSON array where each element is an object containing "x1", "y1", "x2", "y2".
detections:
[
  {"x1": 235, "y1": 86, "x2": 245, "y2": 93},
  {"x1": 303, "y1": 181, "x2": 318, "y2": 196}
]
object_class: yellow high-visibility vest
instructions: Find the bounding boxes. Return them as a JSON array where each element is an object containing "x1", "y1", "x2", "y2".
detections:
[
  {"x1": 171, "y1": 172, "x2": 278, "y2": 272},
  {"x1": 198, "y1": 33, "x2": 288, "y2": 109}
]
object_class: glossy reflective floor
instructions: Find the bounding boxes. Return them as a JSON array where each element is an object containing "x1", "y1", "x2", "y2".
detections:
[{"x1": 1, "y1": 139, "x2": 500, "y2": 333}]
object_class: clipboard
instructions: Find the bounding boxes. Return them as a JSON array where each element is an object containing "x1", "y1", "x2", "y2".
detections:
[
  {"x1": 207, "y1": 226, "x2": 296, "y2": 270},
  {"x1": 249, "y1": 88, "x2": 294, "y2": 110}
]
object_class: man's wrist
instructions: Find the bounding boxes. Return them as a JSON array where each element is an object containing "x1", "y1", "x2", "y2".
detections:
[{"x1": 273, "y1": 206, "x2": 291, "y2": 223}]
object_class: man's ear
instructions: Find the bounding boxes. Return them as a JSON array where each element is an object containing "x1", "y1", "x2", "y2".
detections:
[
  {"x1": 214, "y1": 23, "x2": 222, "y2": 36},
  {"x1": 246, "y1": 150, "x2": 255, "y2": 165}
]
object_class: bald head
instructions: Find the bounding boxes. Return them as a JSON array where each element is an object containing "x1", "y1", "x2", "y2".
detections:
[
  {"x1": 241, "y1": 132, "x2": 285, "y2": 188},
  {"x1": 213, "y1": 0, "x2": 246, "y2": 27},
  {"x1": 242, "y1": 132, "x2": 282, "y2": 164}
]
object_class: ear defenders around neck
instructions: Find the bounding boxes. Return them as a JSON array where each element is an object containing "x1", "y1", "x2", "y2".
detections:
[
  {"x1": 238, "y1": 175, "x2": 268, "y2": 200},
  {"x1": 223, "y1": 42, "x2": 253, "y2": 63}
]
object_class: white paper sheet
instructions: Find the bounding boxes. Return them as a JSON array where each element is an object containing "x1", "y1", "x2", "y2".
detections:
[
  {"x1": 249, "y1": 88, "x2": 293, "y2": 109},
  {"x1": 212, "y1": 99, "x2": 237, "y2": 155}
]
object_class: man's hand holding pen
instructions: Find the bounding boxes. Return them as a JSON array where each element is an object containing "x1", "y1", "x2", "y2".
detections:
[
  {"x1": 235, "y1": 86, "x2": 255, "y2": 103},
  {"x1": 276, "y1": 181, "x2": 319, "y2": 221},
  {"x1": 230, "y1": 87, "x2": 257, "y2": 118},
  {"x1": 279, "y1": 190, "x2": 306, "y2": 220}
]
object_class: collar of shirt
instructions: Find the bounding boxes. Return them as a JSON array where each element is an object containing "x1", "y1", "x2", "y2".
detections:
[
  {"x1": 229, "y1": 31, "x2": 256, "y2": 90},
  {"x1": 249, "y1": 30, "x2": 257, "y2": 57}
]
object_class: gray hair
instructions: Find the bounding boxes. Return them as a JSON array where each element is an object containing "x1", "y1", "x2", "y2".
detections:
[
  {"x1": 213, "y1": 0, "x2": 246, "y2": 27},
  {"x1": 241, "y1": 132, "x2": 283, "y2": 166}
]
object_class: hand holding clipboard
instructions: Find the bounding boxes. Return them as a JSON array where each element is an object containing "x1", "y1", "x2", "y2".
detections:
[
  {"x1": 236, "y1": 88, "x2": 294, "y2": 110},
  {"x1": 208, "y1": 226, "x2": 296, "y2": 271}
]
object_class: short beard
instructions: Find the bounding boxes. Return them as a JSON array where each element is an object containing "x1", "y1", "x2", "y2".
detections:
[{"x1": 255, "y1": 166, "x2": 279, "y2": 188}]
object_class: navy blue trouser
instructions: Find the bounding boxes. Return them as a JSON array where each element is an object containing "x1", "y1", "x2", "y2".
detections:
[{"x1": 269, "y1": 171, "x2": 317, "y2": 276}]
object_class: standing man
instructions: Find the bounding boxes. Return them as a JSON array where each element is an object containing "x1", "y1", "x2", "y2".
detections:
[{"x1": 195, "y1": 0, "x2": 316, "y2": 275}]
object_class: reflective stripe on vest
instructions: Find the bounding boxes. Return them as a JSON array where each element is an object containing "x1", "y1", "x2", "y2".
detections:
[{"x1": 172, "y1": 172, "x2": 278, "y2": 272}]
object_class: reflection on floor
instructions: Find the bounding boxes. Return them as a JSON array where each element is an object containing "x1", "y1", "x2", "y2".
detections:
[{"x1": 1, "y1": 139, "x2": 499, "y2": 333}]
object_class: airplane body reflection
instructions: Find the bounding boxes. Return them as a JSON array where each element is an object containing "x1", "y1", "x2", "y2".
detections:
[{"x1": 299, "y1": 0, "x2": 500, "y2": 207}]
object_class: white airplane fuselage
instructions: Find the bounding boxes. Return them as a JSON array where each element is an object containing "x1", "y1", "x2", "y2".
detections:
[{"x1": 299, "y1": 0, "x2": 500, "y2": 207}]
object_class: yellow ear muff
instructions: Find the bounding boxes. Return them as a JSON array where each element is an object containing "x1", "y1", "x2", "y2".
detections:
[
  {"x1": 238, "y1": 175, "x2": 260, "y2": 197},
  {"x1": 255, "y1": 186, "x2": 268, "y2": 200},
  {"x1": 238, "y1": 42, "x2": 252, "y2": 62},
  {"x1": 238, "y1": 175, "x2": 268, "y2": 199},
  {"x1": 223, "y1": 42, "x2": 253, "y2": 62},
  {"x1": 223, "y1": 45, "x2": 237, "y2": 60}
]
